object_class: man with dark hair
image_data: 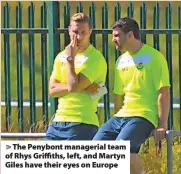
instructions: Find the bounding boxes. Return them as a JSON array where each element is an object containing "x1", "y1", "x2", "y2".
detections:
[
  {"x1": 93, "y1": 17, "x2": 170, "y2": 174},
  {"x1": 45, "y1": 13, "x2": 107, "y2": 140}
]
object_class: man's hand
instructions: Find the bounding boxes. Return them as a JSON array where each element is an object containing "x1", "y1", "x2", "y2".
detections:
[
  {"x1": 84, "y1": 83, "x2": 100, "y2": 95},
  {"x1": 66, "y1": 34, "x2": 78, "y2": 91},
  {"x1": 152, "y1": 125, "x2": 167, "y2": 141},
  {"x1": 66, "y1": 34, "x2": 78, "y2": 59}
]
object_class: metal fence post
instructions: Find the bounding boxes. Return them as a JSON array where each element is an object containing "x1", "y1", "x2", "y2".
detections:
[
  {"x1": 41, "y1": 2, "x2": 48, "y2": 125},
  {"x1": 114, "y1": 2, "x2": 121, "y2": 61},
  {"x1": 102, "y1": 3, "x2": 110, "y2": 121},
  {"x1": 48, "y1": 2, "x2": 60, "y2": 117},
  {"x1": 178, "y1": 6, "x2": 181, "y2": 131},
  {"x1": 167, "y1": 130, "x2": 181, "y2": 174},
  {"x1": 28, "y1": 2, "x2": 36, "y2": 132},
  {"x1": 3, "y1": 2, "x2": 11, "y2": 131},
  {"x1": 166, "y1": 3, "x2": 173, "y2": 130},
  {"x1": 64, "y1": 2, "x2": 70, "y2": 47},
  {"x1": 89, "y1": 2, "x2": 96, "y2": 47},
  {"x1": 16, "y1": 2, "x2": 24, "y2": 132}
]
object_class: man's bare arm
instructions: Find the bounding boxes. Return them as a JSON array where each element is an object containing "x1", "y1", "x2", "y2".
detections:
[
  {"x1": 153, "y1": 86, "x2": 170, "y2": 141},
  {"x1": 65, "y1": 33, "x2": 94, "y2": 92},
  {"x1": 67, "y1": 61, "x2": 92, "y2": 92},
  {"x1": 49, "y1": 77, "x2": 99, "y2": 98},
  {"x1": 114, "y1": 94, "x2": 125, "y2": 114},
  {"x1": 157, "y1": 86, "x2": 170, "y2": 128},
  {"x1": 49, "y1": 79, "x2": 70, "y2": 97}
]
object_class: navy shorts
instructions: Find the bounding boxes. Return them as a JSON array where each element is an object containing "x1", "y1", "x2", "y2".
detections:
[
  {"x1": 44, "y1": 122, "x2": 98, "y2": 140},
  {"x1": 93, "y1": 116, "x2": 155, "y2": 153}
]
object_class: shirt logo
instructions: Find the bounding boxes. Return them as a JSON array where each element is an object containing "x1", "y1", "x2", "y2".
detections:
[
  {"x1": 122, "y1": 67, "x2": 129, "y2": 71},
  {"x1": 136, "y1": 62, "x2": 144, "y2": 70}
]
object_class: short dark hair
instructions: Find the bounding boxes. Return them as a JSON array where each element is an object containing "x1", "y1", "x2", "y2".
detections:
[{"x1": 112, "y1": 17, "x2": 140, "y2": 40}]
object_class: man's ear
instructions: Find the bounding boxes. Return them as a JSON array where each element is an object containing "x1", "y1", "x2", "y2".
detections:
[{"x1": 128, "y1": 31, "x2": 134, "y2": 39}]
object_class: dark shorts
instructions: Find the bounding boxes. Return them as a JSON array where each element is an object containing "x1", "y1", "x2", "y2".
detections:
[
  {"x1": 93, "y1": 116, "x2": 155, "y2": 153},
  {"x1": 44, "y1": 122, "x2": 98, "y2": 140}
]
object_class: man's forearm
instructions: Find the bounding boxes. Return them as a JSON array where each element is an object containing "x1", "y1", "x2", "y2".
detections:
[
  {"x1": 49, "y1": 83, "x2": 69, "y2": 98},
  {"x1": 67, "y1": 61, "x2": 78, "y2": 92},
  {"x1": 158, "y1": 92, "x2": 170, "y2": 128}
]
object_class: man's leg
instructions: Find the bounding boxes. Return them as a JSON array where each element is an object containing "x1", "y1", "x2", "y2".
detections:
[
  {"x1": 65, "y1": 122, "x2": 98, "y2": 140},
  {"x1": 44, "y1": 122, "x2": 98, "y2": 140},
  {"x1": 93, "y1": 116, "x2": 124, "y2": 140},
  {"x1": 44, "y1": 122, "x2": 61, "y2": 140},
  {"x1": 130, "y1": 154, "x2": 145, "y2": 174},
  {"x1": 116, "y1": 117, "x2": 154, "y2": 174}
]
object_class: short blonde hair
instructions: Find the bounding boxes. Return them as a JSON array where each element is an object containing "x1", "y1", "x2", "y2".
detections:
[{"x1": 70, "y1": 13, "x2": 91, "y2": 28}]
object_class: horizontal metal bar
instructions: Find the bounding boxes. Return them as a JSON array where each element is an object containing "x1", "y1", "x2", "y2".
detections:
[
  {"x1": 1, "y1": 130, "x2": 180, "y2": 139},
  {"x1": 1, "y1": 97, "x2": 180, "y2": 103},
  {"x1": 1, "y1": 28, "x2": 181, "y2": 34},
  {"x1": 0, "y1": 101, "x2": 180, "y2": 109},
  {"x1": 84, "y1": 29, "x2": 181, "y2": 34},
  {"x1": 166, "y1": 130, "x2": 181, "y2": 174},
  {"x1": 166, "y1": 130, "x2": 181, "y2": 139},
  {"x1": 1, "y1": 133, "x2": 46, "y2": 138},
  {"x1": 1, "y1": 28, "x2": 48, "y2": 33}
]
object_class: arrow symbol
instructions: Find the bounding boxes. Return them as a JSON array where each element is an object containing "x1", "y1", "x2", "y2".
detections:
[{"x1": 6, "y1": 145, "x2": 11, "y2": 149}]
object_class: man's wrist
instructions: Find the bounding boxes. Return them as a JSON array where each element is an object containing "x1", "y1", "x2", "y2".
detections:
[
  {"x1": 66, "y1": 55, "x2": 73, "y2": 61},
  {"x1": 67, "y1": 60, "x2": 75, "y2": 68},
  {"x1": 158, "y1": 122, "x2": 167, "y2": 129}
]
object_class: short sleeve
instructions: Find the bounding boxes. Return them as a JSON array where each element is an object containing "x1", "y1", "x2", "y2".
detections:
[
  {"x1": 80, "y1": 56, "x2": 107, "y2": 83},
  {"x1": 113, "y1": 59, "x2": 124, "y2": 95},
  {"x1": 152, "y1": 53, "x2": 170, "y2": 90},
  {"x1": 50, "y1": 55, "x2": 61, "y2": 82}
]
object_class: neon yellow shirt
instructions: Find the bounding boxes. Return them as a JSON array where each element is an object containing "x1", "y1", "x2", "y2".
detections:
[
  {"x1": 113, "y1": 44, "x2": 170, "y2": 127},
  {"x1": 51, "y1": 44, "x2": 107, "y2": 127}
]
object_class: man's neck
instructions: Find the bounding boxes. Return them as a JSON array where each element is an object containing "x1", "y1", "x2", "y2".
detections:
[
  {"x1": 77, "y1": 43, "x2": 90, "y2": 53},
  {"x1": 127, "y1": 40, "x2": 143, "y2": 55}
]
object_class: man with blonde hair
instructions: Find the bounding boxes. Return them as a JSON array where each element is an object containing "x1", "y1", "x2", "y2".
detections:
[{"x1": 45, "y1": 13, "x2": 107, "y2": 140}]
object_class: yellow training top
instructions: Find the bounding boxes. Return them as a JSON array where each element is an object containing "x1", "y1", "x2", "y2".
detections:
[
  {"x1": 113, "y1": 44, "x2": 170, "y2": 127},
  {"x1": 51, "y1": 44, "x2": 107, "y2": 127}
]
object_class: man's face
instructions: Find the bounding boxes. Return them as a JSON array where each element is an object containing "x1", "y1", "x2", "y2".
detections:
[
  {"x1": 69, "y1": 21, "x2": 92, "y2": 49},
  {"x1": 112, "y1": 27, "x2": 132, "y2": 51}
]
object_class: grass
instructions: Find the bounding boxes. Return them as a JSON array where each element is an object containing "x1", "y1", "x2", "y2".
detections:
[{"x1": 141, "y1": 139, "x2": 181, "y2": 174}]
